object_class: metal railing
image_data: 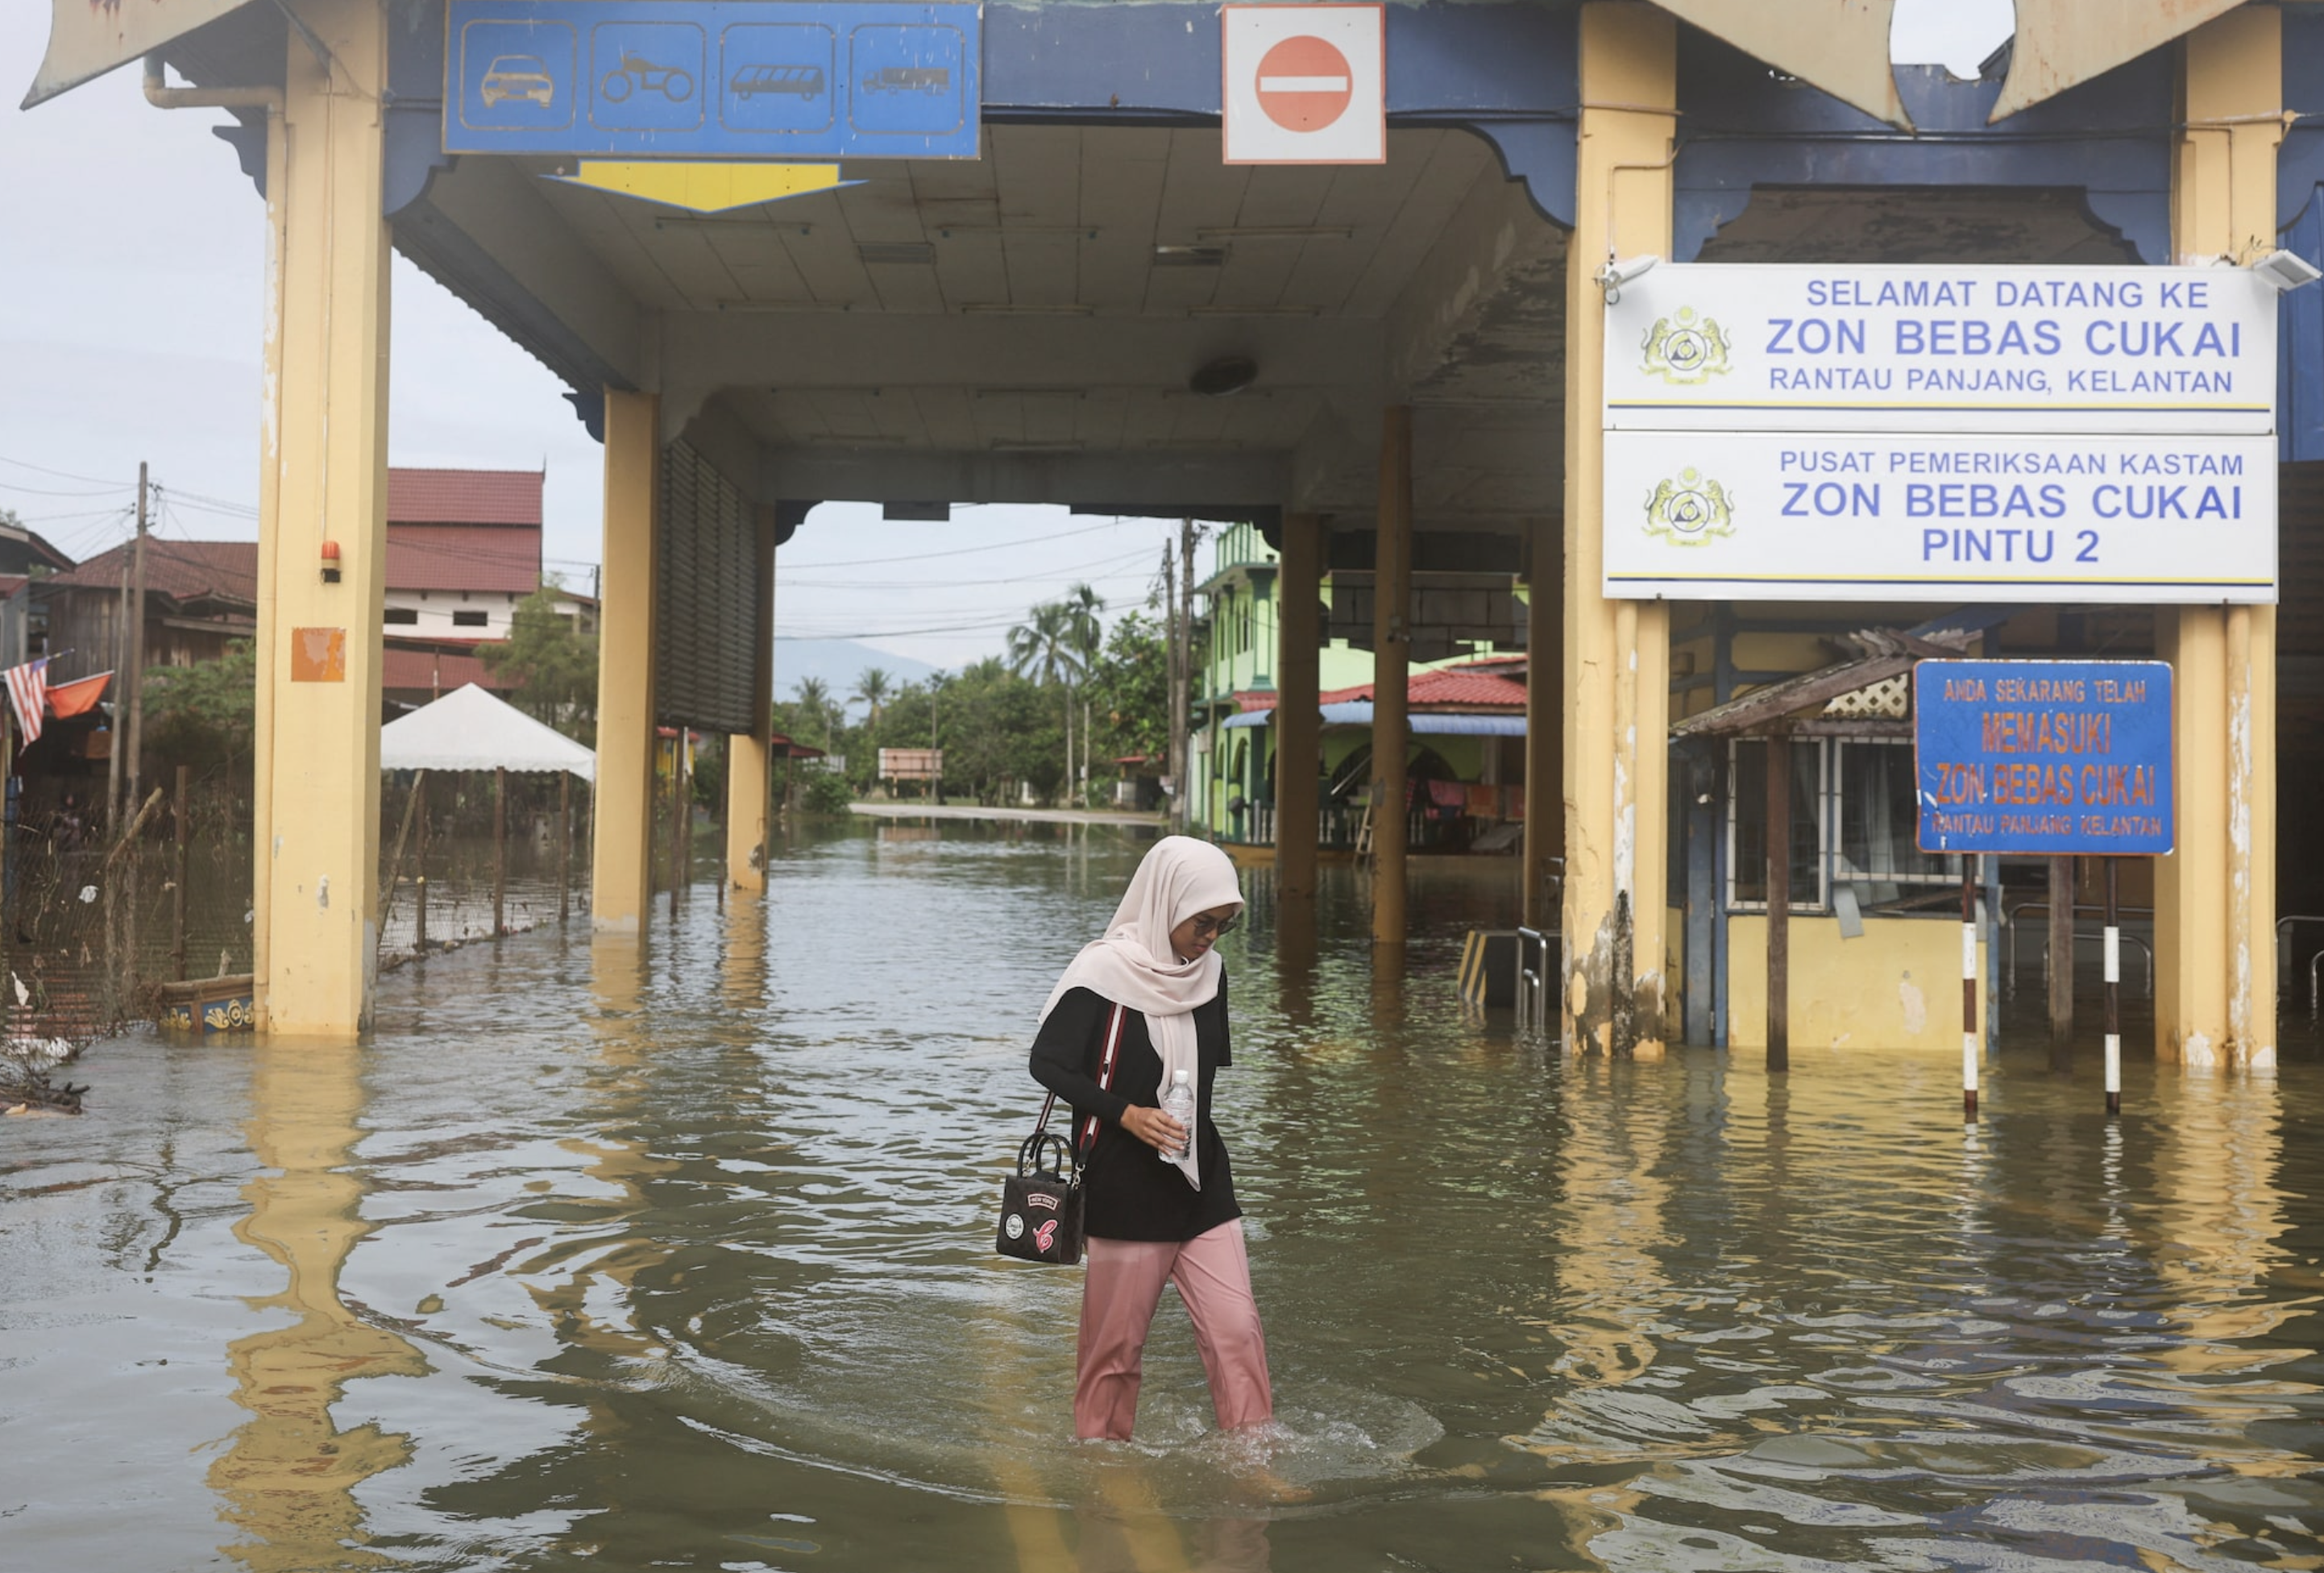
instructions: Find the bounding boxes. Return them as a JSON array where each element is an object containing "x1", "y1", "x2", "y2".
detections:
[
  {"x1": 2277, "y1": 915, "x2": 2324, "y2": 1003},
  {"x1": 2003, "y1": 899, "x2": 2154, "y2": 995},
  {"x1": 1515, "y1": 926, "x2": 1554, "y2": 1036}
]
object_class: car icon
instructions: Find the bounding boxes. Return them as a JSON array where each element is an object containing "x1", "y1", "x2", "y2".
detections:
[
  {"x1": 732, "y1": 63, "x2": 825, "y2": 101},
  {"x1": 479, "y1": 53, "x2": 555, "y2": 108}
]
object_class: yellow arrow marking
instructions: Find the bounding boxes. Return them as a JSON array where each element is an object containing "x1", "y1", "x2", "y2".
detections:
[{"x1": 553, "y1": 161, "x2": 859, "y2": 214}]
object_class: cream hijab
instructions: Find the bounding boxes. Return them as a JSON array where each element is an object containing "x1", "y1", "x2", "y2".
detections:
[{"x1": 1038, "y1": 836, "x2": 1243, "y2": 1189}]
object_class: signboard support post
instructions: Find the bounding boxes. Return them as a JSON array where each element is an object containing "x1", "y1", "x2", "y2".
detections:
[
  {"x1": 1765, "y1": 733, "x2": 1789, "y2": 1073},
  {"x1": 1961, "y1": 862, "x2": 1980, "y2": 1121},
  {"x1": 2104, "y1": 858, "x2": 2123, "y2": 1116},
  {"x1": 2048, "y1": 855, "x2": 2075, "y2": 1071}
]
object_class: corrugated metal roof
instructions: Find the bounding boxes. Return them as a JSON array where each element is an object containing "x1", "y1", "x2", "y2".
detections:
[
  {"x1": 45, "y1": 522, "x2": 541, "y2": 601},
  {"x1": 44, "y1": 540, "x2": 258, "y2": 604},
  {"x1": 386, "y1": 467, "x2": 545, "y2": 527}
]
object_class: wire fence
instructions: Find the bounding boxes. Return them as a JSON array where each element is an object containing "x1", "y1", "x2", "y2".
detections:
[
  {"x1": 0, "y1": 770, "x2": 604, "y2": 1072},
  {"x1": 376, "y1": 771, "x2": 592, "y2": 968},
  {"x1": 0, "y1": 774, "x2": 254, "y2": 1049}
]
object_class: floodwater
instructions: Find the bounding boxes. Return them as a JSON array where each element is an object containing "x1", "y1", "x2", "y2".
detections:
[{"x1": 5, "y1": 819, "x2": 2322, "y2": 1572}]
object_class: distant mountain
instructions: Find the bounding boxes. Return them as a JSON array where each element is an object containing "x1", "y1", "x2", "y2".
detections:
[{"x1": 771, "y1": 638, "x2": 944, "y2": 714}]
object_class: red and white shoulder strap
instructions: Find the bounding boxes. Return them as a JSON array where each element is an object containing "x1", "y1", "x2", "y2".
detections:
[{"x1": 1079, "y1": 1002, "x2": 1128, "y2": 1156}]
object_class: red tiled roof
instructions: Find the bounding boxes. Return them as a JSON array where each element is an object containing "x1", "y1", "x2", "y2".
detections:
[
  {"x1": 387, "y1": 467, "x2": 543, "y2": 526},
  {"x1": 381, "y1": 644, "x2": 511, "y2": 694},
  {"x1": 388, "y1": 523, "x2": 542, "y2": 594},
  {"x1": 1320, "y1": 668, "x2": 1529, "y2": 710}
]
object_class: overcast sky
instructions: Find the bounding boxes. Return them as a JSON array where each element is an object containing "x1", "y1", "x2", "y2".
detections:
[{"x1": 0, "y1": 0, "x2": 2012, "y2": 670}]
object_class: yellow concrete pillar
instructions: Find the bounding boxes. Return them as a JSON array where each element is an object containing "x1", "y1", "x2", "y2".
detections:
[
  {"x1": 253, "y1": 0, "x2": 392, "y2": 1036},
  {"x1": 2161, "y1": 6, "x2": 2283, "y2": 1066},
  {"x1": 1372, "y1": 409, "x2": 1413, "y2": 948},
  {"x1": 1274, "y1": 512, "x2": 1323, "y2": 899},
  {"x1": 726, "y1": 508, "x2": 776, "y2": 892},
  {"x1": 591, "y1": 391, "x2": 660, "y2": 929},
  {"x1": 1563, "y1": 2, "x2": 1676, "y2": 1052},
  {"x1": 1523, "y1": 513, "x2": 1563, "y2": 931}
]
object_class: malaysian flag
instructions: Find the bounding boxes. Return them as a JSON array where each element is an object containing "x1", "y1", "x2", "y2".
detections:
[{"x1": 5, "y1": 658, "x2": 48, "y2": 745}]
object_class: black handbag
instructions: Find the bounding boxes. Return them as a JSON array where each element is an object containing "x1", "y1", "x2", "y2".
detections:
[{"x1": 997, "y1": 1002, "x2": 1126, "y2": 1265}]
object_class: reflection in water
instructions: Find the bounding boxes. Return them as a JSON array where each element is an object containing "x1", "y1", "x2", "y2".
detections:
[
  {"x1": 209, "y1": 1044, "x2": 427, "y2": 1572},
  {"x1": 2, "y1": 820, "x2": 2321, "y2": 1571}
]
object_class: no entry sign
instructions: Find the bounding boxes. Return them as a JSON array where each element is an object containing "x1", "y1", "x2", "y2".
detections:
[{"x1": 1222, "y1": 4, "x2": 1384, "y2": 164}]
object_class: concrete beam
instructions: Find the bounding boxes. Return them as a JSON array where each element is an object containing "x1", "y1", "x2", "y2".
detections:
[
  {"x1": 758, "y1": 446, "x2": 1289, "y2": 508},
  {"x1": 662, "y1": 311, "x2": 1380, "y2": 401}
]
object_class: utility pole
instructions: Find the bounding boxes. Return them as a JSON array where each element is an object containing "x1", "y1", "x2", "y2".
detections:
[
  {"x1": 1163, "y1": 542, "x2": 1181, "y2": 824},
  {"x1": 1179, "y1": 518, "x2": 1197, "y2": 831},
  {"x1": 127, "y1": 463, "x2": 150, "y2": 817}
]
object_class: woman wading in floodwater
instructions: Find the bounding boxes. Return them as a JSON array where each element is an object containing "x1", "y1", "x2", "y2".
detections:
[{"x1": 1030, "y1": 836, "x2": 1274, "y2": 1441}]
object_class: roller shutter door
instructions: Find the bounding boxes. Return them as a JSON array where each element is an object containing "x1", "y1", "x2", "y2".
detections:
[{"x1": 654, "y1": 441, "x2": 761, "y2": 736}]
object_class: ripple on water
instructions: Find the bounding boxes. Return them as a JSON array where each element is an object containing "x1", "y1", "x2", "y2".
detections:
[{"x1": 3, "y1": 822, "x2": 2322, "y2": 1572}]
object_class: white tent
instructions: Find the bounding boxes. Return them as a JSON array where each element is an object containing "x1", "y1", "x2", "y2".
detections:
[{"x1": 378, "y1": 683, "x2": 594, "y2": 780}]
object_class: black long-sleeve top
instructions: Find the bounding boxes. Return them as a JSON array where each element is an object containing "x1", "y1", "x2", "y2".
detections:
[{"x1": 1027, "y1": 976, "x2": 1242, "y2": 1243}]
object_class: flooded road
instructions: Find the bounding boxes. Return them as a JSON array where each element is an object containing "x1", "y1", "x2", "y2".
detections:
[{"x1": 5, "y1": 819, "x2": 2322, "y2": 1571}]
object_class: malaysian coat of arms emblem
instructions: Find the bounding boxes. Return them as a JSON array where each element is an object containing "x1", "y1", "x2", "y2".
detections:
[
  {"x1": 1641, "y1": 306, "x2": 1732, "y2": 384},
  {"x1": 1645, "y1": 468, "x2": 1737, "y2": 546}
]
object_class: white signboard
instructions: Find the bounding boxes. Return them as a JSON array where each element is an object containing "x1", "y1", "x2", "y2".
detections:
[
  {"x1": 1602, "y1": 431, "x2": 2277, "y2": 604},
  {"x1": 1222, "y1": 4, "x2": 1384, "y2": 165},
  {"x1": 1604, "y1": 264, "x2": 2276, "y2": 434}
]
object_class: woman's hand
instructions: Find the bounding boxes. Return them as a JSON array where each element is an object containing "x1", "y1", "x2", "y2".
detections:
[{"x1": 1118, "y1": 1105, "x2": 1189, "y2": 1156}]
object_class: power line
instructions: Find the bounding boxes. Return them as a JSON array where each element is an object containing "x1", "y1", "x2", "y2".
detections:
[
  {"x1": 0, "y1": 454, "x2": 137, "y2": 488},
  {"x1": 777, "y1": 517, "x2": 1158, "y2": 570},
  {"x1": 778, "y1": 543, "x2": 1159, "y2": 591}
]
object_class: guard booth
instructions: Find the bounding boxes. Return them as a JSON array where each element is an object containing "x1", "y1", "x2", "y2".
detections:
[{"x1": 18, "y1": 0, "x2": 2324, "y2": 1065}]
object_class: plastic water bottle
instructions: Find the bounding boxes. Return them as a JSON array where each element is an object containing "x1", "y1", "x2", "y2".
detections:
[{"x1": 1159, "y1": 1069, "x2": 1195, "y2": 1162}]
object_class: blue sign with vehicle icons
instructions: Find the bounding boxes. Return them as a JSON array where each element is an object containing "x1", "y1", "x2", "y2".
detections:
[{"x1": 446, "y1": 1, "x2": 979, "y2": 158}]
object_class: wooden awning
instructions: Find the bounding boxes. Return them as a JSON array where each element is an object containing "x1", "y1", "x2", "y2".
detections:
[{"x1": 1670, "y1": 629, "x2": 1969, "y2": 741}]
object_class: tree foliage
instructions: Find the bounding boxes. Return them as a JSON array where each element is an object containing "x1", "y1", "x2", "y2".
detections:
[
  {"x1": 479, "y1": 584, "x2": 598, "y2": 741},
  {"x1": 143, "y1": 637, "x2": 258, "y2": 774},
  {"x1": 1083, "y1": 609, "x2": 1169, "y2": 763}
]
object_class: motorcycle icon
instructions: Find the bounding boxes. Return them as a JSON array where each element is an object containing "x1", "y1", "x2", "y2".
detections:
[{"x1": 599, "y1": 50, "x2": 694, "y2": 103}]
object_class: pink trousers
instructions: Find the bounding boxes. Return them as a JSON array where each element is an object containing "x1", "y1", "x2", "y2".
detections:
[{"x1": 1076, "y1": 1219, "x2": 1273, "y2": 1441}]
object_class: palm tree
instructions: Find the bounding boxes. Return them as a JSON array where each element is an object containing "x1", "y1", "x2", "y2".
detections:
[
  {"x1": 793, "y1": 676, "x2": 834, "y2": 748},
  {"x1": 1061, "y1": 584, "x2": 1104, "y2": 803},
  {"x1": 853, "y1": 666, "x2": 894, "y2": 776},
  {"x1": 1008, "y1": 600, "x2": 1083, "y2": 801},
  {"x1": 853, "y1": 667, "x2": 894, "y2": 728}
]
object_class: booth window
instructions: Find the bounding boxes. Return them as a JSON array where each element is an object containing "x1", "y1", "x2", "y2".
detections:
[
  {"x1": 1834, "y1": 739, "x2": 1961, "y2": 905},
  {"x1": 1728, "y1": 738, "x2": 1824, "y2": 911}
]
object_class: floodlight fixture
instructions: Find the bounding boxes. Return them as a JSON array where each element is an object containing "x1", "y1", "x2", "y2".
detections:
[{"x1": 2251, "y1": 248, "x2": 2322, "y2": 293}]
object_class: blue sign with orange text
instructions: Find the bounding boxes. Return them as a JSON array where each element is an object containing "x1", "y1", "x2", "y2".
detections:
[
  {"x1": 445, "y1": 1, "x2": 981, "y2": 159},
  {"x1": 1914, "y1": 659, "x2": 2173, "y2": 857}
]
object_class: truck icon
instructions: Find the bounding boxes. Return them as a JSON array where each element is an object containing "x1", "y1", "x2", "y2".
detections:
[
  {"x1": 600, "y1": 50, "x2": 695, "y2": 103},
  {"x1": 861, "y1": 65, "x2": 950, "y2": 94},
  {"x1": 731, "y1": 63, "x2": 826, "y2": 100}
]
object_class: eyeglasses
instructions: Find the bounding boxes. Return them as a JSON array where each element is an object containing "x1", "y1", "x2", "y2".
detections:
[{"x1": 1187, "y1": 913, "x2": 1240, "y2": 939}]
